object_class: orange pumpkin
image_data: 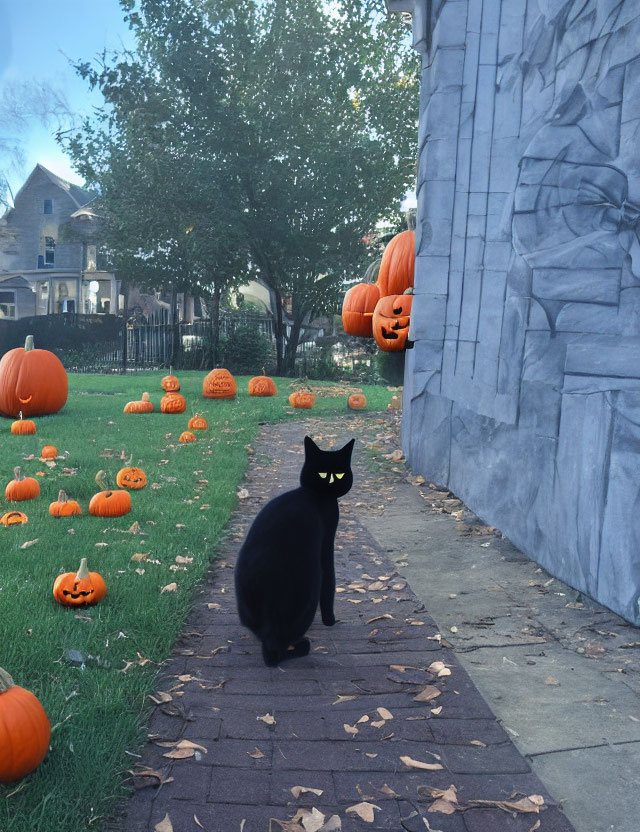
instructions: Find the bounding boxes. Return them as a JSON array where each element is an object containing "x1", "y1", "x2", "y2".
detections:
[
  {"x1": 187, "y1": 415, "x2": 208, "y2": 430},
  {"x1": 179, "y1": 430, "x2": 196, "y2": 443},
  {"x1": 10, "y1": 412, "x2": 36, "y2": 435},
  {"x1": 40, "y1": 445, "x2": 58, "y2": 459},
  {"x1": 289, "y1": 391, "x2": 315, "y2": 409},
  {"x1": 124, "y1": 392, "x2": 154, "y2": 413},
  {"x1": 372, "y1": 293, "x2": 413, "y2": 352},
  {"x1": 0, "y1": 510, "x2": 28, "y2": 526},
  {"x1": 116, "y1": 466, "x2": 147, "y2": 490},
  {"x1": 49, "y1": 490, "x2": 82, "y2": 517},
  {"x1": 203, "y1": 368, "x2": 237, "y2": 399},
  {"x1": 0, "y1": 334, "x2": 68, "y2": 418},
  {"x1": 341, "y1": 282, "x2": 380, "y2": 337},
  {"x1": 161, "y1": 373, "x2": 180, "y2": 392},
  {"x1": 0, "y1": 666, "x2": 50, "y2": 783},
  {"x1": 53, "y1": 558, "x2": 107, "y2": 607},
  {"x1": 160, "y1": 392, "x2": 187, "y2": 413},
  {"x1": 376, "y1": 230, "x2": 415, "y2": 297},
  {"x1": 89, "y1": 471, "x2": 132, "y2": 517},
  {"x1": 347, "y1": 393, "x2": 367, "y2": 410},
  {"x1": 248, "y1": 376, "x2": 278, "y2": 397},
  {"x1": 5, "y1": 467, "x2": 40, "y2": 501}
]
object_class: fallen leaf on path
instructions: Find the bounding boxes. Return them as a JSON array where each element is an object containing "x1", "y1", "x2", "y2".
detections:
[
  {"x1": 376, "y1": 707, "x2": 393, "y2": 720},
  {"x1": 343, "y1": 723, "x2": 358, "y2": 735},
  {"x1": 544, "y1": 676, "x2": 560, "y2": 686},
  {"x1": 291, "y1": 786, "x2": 323, "y2": 799},
  {"x1": 400, "y1": 755, "x2": 443, "y2": 771},
  {"x1": 346, "y1": 802, "x2": 381, "y2": 822},
  {"x1": 257, "y1": 713, "x2": 276, "y2": 725},
  {"x1": 193, "y1": 815, "x2": 205, "y2": 830},
  {"x1": 332, "y1": 695, "x2": 357, "y2": 705},
  {"x1": 366, "y1": 614, "x2": 393, "y2": 624},
  {"x1": 148, "y1": 691, "x2": 172, "y2": 704},
  {"x1": 247, "y1": 747, "x2": 265, "y2": 759},
  {"x1": 468, "y1": 795, "x2": 544, "y2": 814},
  {"x1": 154, "y1": 814, "x2": 174, "y2": 832},
  {"x1": 470, "y1": 739, "x2": 487, "y2": 747},
  {"x1": 413, "y1": 686, "x2": 441, "y2": 702}
]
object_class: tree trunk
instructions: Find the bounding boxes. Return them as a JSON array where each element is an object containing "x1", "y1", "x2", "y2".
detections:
[
  {"x1": 169, "y1": 285, "x2": 180, "y2": 368},
  {"x1": 283, "y1": 316, "x2": 303, "y2": 376},
  {"x1": 272, "y1": 286, "x2": 285, "y2": 374},
  {"x1": 211, "y1": 284, "x2": 222, "y2": 366}
]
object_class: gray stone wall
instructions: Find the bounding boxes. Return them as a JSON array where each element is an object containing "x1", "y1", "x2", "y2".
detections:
[{"x1": 402, "y1": 0, "x2": 640, "y2": 624}]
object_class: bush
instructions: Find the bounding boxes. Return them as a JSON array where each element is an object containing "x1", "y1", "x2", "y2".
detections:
[
  {"x1": 222, "y1": 323, "x2": 274, "y2": 374},
  {"x1": 375, "y1": 350, "x2": 406, "y2": 385}
]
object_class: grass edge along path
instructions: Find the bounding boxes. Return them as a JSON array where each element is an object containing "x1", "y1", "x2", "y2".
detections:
[{"x1": 0, "y1": 371, "x2": 394, "y2": 832}]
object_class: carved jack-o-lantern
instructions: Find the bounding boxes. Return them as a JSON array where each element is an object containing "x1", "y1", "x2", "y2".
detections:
[
  {"x1": 52, "y1": 558, "x2": 107, "y2": 607},
  {"x1": 188, "y1": 415, "x2": 208, "y2": 430},
  {"x1": 203, "y1": 368, "x2": 237, "y2": 399},
  {"x1": 372, "y1": 293, "x2": 413, "y2": 352},
  {"x1": 179, "y1": 430, "x2": 196, "y2": 443},
  {"x1": 347, "y1": 393, "x2": 367, "y2": 410},
  {"x1": 161, "y1": 374, "x2": 180, "y2": 392},
  {"x1": 288, "y1": 391, "x2": 315, "y2": 409},
  {"x1": 124, "y1": 392, "x2": 154, "y2": 413},
  {"x1": 0, "y1": 510, "x2": 28, "y2": 526},
  {"x1": 0, "y1": 334, "x2": 68, "y2": 418},
  {"x1": 248, "y1": 376, "x2": 278, "y2": 397},
  {"x1": 161, "y1": 392, "x2": 187, "y2": 414},
  {"x1": 116, "y1": 467, "x2": 147, "y2": 490}
]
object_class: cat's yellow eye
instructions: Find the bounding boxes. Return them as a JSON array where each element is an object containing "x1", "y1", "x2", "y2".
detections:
[
  {"x1": 335, "y1": 472, "x2": 345, "y2": 479},
  {"x1": 318, "y1": 472, "x2": 328, "y2": 479}
]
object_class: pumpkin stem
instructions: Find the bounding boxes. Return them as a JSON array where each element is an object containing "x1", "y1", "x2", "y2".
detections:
[
  {"x1": 13, "y1": 466, "x2": 24, "y2": 481},
  {"x1": 95, "y1": 470, "x2": 110, "y2": 490},
  {"x1": 75, "y1": 558, "x2": 90, "y2": 581},
  {"x1": 0, "y1": 666, "x2": 15, "y2": 692},
  {"x1": 57, "y1": 489, "x2": 68, "y2": 503},
  {"x1": 24, "y1": 334, "x2": 35, "y2": 352},
  {"x1": 141, "y1": 392, "x2": 150, "y2": 402}
]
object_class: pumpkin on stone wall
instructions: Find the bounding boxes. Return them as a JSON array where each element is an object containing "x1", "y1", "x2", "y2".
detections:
[
  {"x1": 372, "y1": 292, "x2": 413, "y2": 352},
  {"x1": 203, "y1": 368, "x2": 237, "y2": 399},
  {"x1": 0, "y1": 335, "x2": 68, "y2": 418},
  {"x1": 341, "y1": 282, "x2": 380, "y2": 338},
  {"x1": 376, "y1": 230, "x2": 415, "y2": 298}
]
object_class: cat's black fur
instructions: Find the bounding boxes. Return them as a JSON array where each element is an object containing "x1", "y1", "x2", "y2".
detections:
[{"x1": 234, "y1": 435, "x2": 355, "y2": 666}]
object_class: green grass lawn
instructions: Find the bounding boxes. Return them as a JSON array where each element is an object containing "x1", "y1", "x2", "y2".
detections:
[{"x1": 0, "y1": 371, "x2": 392, "y2": 831}]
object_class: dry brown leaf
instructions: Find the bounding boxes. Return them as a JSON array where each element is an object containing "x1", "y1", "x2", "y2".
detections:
[
  {"x1": 544, "y1": 676, "x2": 560, "y2": 686},
  {"x1": 161, "y1": 582, "x2": 178, "y2": 593},
  {"x1": 413, "y1": 685, "x2": 441, "y2": 702},
  {"x1": 365, "y1": 752, "x2": 378, "y2": 758},
  {"x1": 376, "y1": 707, "x2": 393, "y2": 721},
  {"x1": 290, "y1": 786, "x2": 324, "y2": 799},
  {"x1": 468, "y1": 795, "x2": 544, "y2": 814},
  {"x1": 148, "y1": 691, "x2": 172, "y2": 705},
  {"x1": 343, "y1": 723, "x2": 358, "y2": 735},
  {"x1": 431, "y1": 706, "x2": 443, "y2": 715},
  {"x1": 356, "y1": 715, "x2": 370, "y2": 724},
  {"x1": 193, "y1": 815, "x2": 205, "y2": 830},
  {"x1": 370, "y1": 720, "x2": 385, "y2": 729},
  {"x1": 175, "y1": 555, "x2": 193, "y2": 564},
  {"x1": 332, "y1": 695, "x2": 357, "y2": 705},
  {"x1": 400, "y1": 755, "x2": 443, "y2": 771},
  {"x1": 470, "y1": 739, "x2": 487, "y2": 747},
  {"x1": 345, "y1": 802, "x2": 381, "y2": 823},
  {"x1": 257, "y1": 713, "x2": 276, "y2": 725},
  {"x1": 367, "y1": 581, "x2": 387, "y2": 591},
  {"x1": 366, "y1": 614, "x2": 393, "y2": 624},
  {"x1": 154, "y1": 814, "x2": 174, "y2": 832},
  {"x1": 207, "y1": 603, "x2": 221, "y2": 610},
  {"x1": 529, "y1": 821, "x2": 541, "y2": 832},
  {"x1": 19, "y1": 539, "x2": 39, "y2": 549},
  {"x1": 247, "y1": 747, "x2": 265, "y2": 759},
  {"x1": 237, "y1": 488, "x2": 250, "y2": 500}
]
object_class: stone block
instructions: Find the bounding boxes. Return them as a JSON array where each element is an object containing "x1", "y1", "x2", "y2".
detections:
[
  {"x1": 409, "y1": 293, "x2": 447, "y2": 341},
  {"x1": 484, "y1": 241, "x2": 513, "y2": 271},
  {"x1": 564, "y1": 336, "x2": 640, "y2": 378},
  {"x1": 464, "y1": 235, "x2": 485, "y2": 271},
  {"x1": 489, "y1": 137, "x2": 521, "y2": 191},
  {"x1": 414, "y1": 254, "x2": 450, "y2": 295},
  {"x1": 445, "y1": 269, "x2": 464, "y2": 325},
  {"x1": 454, "y1": 137, "x2": 472, "y2": 192},
  {"x1": 462, "y1": 32, "x2": 481, "y2": 103},
  {"x1": 458, "y1": 270, "x2": 482, "y2": 340},
  {"x1": 420, "y1": 137, "x2": 458, "y2": 181},
  {"x1": 432, "y1": 0, "x2": 468, "y2": 48},
  {"x1": 479, "y1": 32, "x2": 498, "y2": 65},
  {"x1": 432, "y1": 46, "x2": 465, "y2": 92},
  {"x1": 531, "y1": 268, "x2": 620, "y2": 305},
  {"x1": 412, "y1": 338, "x2": 445, "y2": 371}
]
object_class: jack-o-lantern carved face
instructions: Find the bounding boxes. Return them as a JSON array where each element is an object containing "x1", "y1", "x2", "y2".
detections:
[
  {"x1": 116, "y1": 467, "x2": 147, "y2": 490},
  {"x1": 1, "y1": 510, "x2": 28, "y2": 526},
  {"x1": 161, "y1": 393, "x2": 186, "y2": 413},
  {"x1": 372, "y1": 294, "x2": 413, "y2": 352},
  {"x1": 179, "y1": 430, "x2": 196, "y2": 443},
  {"x1": 0, "y1": 335, "x2": 68, "y2": 417},
  {"x1": 347, "y1": 393, "x2": 367, "y2": 410},
  {"x1": 203, "y1": 368, "x2": 237, "y2": 399},
  {"x1": 188, "y1": 415, "x2": 208, "y2": 430},
  {"x1": 53, "y1": 558, "x2": 107, "y2": 607},
  {"x1": 161, "y1": 374, "x2": 180, "y2": 392},
  {"x1": 248, "y1": 376, "x2": 278, "y2": 397}
]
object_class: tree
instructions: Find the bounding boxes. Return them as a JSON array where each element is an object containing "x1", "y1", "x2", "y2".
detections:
[{"x1": 62, "y1": 0, "x2": 419, "y2": 373}]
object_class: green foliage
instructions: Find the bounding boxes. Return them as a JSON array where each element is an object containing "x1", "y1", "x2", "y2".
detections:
[
  {"x1": 222, "y1": 323, "x2": 274, "y2": 375},
  {"x1": 375, "y1": 350, "x2": 407, "y2": 385}
]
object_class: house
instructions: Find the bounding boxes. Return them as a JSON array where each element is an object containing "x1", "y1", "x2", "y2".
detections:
[{"x1": 0, "y1": 164, "x2": 119, "y2": 318}]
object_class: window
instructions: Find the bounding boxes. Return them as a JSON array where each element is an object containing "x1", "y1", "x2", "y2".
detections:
[
  {"x1": 43, "y1": 199, "x2": 52, "y2": 214},
  {"x1": 45, "y1": 236, "x2": 55, "y2": 266},
  {"x1": 0, "y1": 290, "x2": 16, "y2": 318}
]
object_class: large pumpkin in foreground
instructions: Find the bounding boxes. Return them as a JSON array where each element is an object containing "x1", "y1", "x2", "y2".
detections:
[
  {"x1": 0, "y1": 335, "x2": 68, "y2": 418},
  {"x1": 0, "y1": 666, "x2": 51, "y2": 783},
  {"x1": 372, "y1": 293, "x2": 413, "y2": 352},
  {"x1": 203, "y1": 368, "x2": 237, "y2": 399},
  {"x1": 341, "y1": 282, "x2": 380, "y2": 338}
]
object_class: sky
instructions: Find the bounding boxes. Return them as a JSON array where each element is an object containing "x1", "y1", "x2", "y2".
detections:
[{"x1": 0, "y1": 0, "x2": 136, "y2": 198}]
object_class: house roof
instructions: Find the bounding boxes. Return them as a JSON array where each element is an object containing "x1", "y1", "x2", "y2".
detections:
[{"x1": 8, "y1": 163, "x2": 96, "y2": 213}]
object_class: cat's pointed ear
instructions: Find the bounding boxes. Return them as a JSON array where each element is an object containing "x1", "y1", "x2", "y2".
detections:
[
  {"x1": 304, "y1": 435, "x2": 320, "y2": 455},
  {"x1": 340, "y1": 438, "x2": 355, "y2": 460}
]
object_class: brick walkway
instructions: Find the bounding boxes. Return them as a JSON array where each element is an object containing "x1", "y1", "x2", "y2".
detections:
[{"x1": 117, "y1": 417, "x2": 576, "y2": 832}]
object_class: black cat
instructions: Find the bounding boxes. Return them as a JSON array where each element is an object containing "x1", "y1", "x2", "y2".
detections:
[{"x1": 234, "y1": 435, "x2": 355, "y2": 666}]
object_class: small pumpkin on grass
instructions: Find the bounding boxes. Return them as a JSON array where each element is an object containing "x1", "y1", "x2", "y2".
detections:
[
  {"x1": 0, "y1": 510, "x2": 28, "y2": 526},
  {"x1": 124, "y1": 392, "x2": 154, "y2": 414},
  {"x1": 53, "y1": 557, "x2": 107, "y2": 607},
  {"x1": 10, "y1": 412, "x2": 36, "y2": 435},
  {"x1": 161, "y1": 369, "x2": 180, "y2": 392},
  {"x1": 248, "y1": 374, "x2": 278, "y2": 397},
  {"x1": 203, "y1": 368, "x2": 237, "y2": 399},
  {"x1": 187, "y1": 414, "x2": 208, "y2": 430},
  {"x1": 160, "y1": 392, "x2": 187, "y2": 414},
  {"x1": 5, "y1": 467, "x2": 40, "y2": 501},
  {"x1": 179, "y1": 430, "x2": 196, "y2": 443},
  {"x1": 348, "y1": 393, "x2": 367, "y2": 410},
  {"x1": 116, "y1": 466, "x2": 147, "y2": 490},
  {"x1": 49, "y1": 490, "x2": 82, "y2": 517},
  {"x1": 40, "y1": 445, "x2": 58, "y2": 459},
  {"x1": 0, "y1": 666, "x2": 51, "y2": 783},
  {"x1": 289, "y1": 391, "x2": 315, "y2": 409},
  {"x1": 89, "y1": 470, "x2": 132, "y2": 517}
]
